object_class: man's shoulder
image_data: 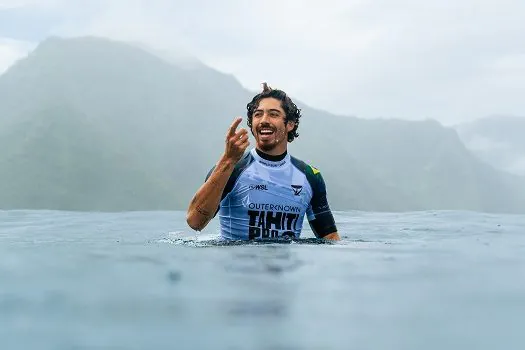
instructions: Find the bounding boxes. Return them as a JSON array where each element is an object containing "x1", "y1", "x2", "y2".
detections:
[
  {"x1": 289, "y1": 155, "x2": 328, "y2": 196},
  {"x1": 205, "y1": 151, "x2": 256, "y2": 203},
  {"x1": 290, "y1": 155, "x2": 323, "y2": 179},
  {"x1": 205, "y1": 151, "x2": 254, "y2": 181},
  {"x1": 231, "y1": 151, "x2": 255, "y2": 177}
]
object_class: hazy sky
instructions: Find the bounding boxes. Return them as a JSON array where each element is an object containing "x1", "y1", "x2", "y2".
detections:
[{"x1": 1, "y1": 0, "x2": 524, "y2": 124}]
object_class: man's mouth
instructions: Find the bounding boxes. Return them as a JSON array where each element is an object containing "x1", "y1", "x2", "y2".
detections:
[
  {"x1": 258, "y1": 127, "x2": 275, "y2": 139},
  {"x1": 259, "y1": 128, "x2": 274, "y2": 135}
]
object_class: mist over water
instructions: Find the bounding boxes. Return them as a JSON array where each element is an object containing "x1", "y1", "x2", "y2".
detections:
[{"x1": 1, "y1": 209, "x2": 525, "y2": 350}]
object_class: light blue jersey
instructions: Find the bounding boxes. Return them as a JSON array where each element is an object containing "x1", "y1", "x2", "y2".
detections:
[{"x1": 206, "y1": 148, "x2": 337, "y2": 240}]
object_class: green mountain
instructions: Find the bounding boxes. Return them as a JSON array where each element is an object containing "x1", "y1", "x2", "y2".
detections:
[
  {"x1": 456, "y1": 115, "x2": 525, "y2": 176},
  {"x1": 1, "y1": 36, "x2": 524, "y2": 213}
]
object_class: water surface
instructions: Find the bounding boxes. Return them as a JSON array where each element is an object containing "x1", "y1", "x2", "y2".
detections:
[{"x1": 1, "y1": 210, "x2": 524, "y2": 349}]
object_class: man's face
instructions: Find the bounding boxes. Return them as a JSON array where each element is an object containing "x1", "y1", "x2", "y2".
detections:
[{"x1": 251, "y1": 97, "x2": 295, "y2": 155}]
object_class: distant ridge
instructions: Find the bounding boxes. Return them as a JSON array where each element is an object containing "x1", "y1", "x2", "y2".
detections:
[
  {"x1": 1, "y1": 36, "x2": 524, "y2": 213},
  {"x1": 456, "y1": 115, "x2": 525, "y2": 176}
]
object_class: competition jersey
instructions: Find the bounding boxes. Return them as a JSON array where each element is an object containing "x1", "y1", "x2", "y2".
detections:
[{"x1": 206, "y1": 148, "x2": 337, "y2": 240}]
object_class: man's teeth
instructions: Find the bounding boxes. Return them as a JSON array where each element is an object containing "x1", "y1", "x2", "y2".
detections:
[{"x1": 260, "y1": 129, "x2": 274, "y2": 135}]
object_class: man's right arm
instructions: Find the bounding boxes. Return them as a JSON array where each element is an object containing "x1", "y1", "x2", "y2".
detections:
[
  {"x1": 186, "y1": 156, "x2": 236, "y2": 231},
  {"x1": 186, "y1": 117, "x2": 249, "y2": 231}
]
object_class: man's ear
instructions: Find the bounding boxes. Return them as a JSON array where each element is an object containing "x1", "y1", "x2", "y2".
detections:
[{"x1": 286, "y1": 121, "x2": 295, "y2": 132}]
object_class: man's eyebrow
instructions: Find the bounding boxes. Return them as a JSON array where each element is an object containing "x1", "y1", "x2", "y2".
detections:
[{"x1": 254, "y1": 108, "x2": 282, "y2": 113}]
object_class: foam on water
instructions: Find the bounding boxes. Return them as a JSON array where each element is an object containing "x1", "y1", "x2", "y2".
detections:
[{"x1": 158, "y1": 231, "x2": 340, "y2": 247}]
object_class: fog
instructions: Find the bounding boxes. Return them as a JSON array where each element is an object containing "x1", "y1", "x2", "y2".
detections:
[
  {"x1": 0, "y1": 0, "x2": 524, "y2": 214},
  {"x1": 456, "y1": 115, "x2": 525, "y2": 176},
  {"x1": 1, "y1": 0, "x2": 524, "y2": 124}
]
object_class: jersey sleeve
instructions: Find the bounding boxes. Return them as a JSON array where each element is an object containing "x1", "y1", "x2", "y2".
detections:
[
  {"x1": 204, "y1": 152, "x2": 253, "y2": 218},
  {"x1": 305, "y1": 166, "x2": 338, "y2": 238}
]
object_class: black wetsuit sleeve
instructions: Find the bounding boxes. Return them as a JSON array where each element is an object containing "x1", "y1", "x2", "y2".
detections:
[{"x1": 306, "y1": 170, "x2": 338, "y2": 238}]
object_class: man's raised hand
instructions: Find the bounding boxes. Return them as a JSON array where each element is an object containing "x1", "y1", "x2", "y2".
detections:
[{"x1": 224, "y1": 117, "x2": 250, "y2": 163}]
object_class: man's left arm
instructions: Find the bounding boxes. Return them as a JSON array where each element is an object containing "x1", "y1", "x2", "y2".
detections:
[
  {"x1": 308, "y1": 207, "x2": 340, "y2": 241},
  {"x1": 307, "y1": 170, "x2": 340, "y2": 241}
]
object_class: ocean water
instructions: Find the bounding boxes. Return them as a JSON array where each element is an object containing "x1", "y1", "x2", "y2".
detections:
[{"x1": 1, "y1": 209, "x2": 525, "y2": 350}]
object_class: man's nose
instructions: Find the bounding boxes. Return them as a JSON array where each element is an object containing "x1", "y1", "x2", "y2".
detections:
[{"x1": 260, "y1": 111, "x2": 271, "y2": 122}]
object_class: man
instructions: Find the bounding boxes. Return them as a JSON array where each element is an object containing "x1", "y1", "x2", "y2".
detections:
[{"x1": 186, "y1": 83, "x2": 340, "y2": 241}]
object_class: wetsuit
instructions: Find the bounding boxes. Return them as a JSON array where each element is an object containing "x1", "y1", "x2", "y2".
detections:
[{"x1": 206, "y1": 148, "x2": 337, "y2": 240}]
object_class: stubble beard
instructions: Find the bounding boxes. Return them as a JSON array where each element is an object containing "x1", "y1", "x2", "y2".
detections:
[
  {"x1": 258, "y1": 141, "x2": 276, "y2": 152},
  {"x1": 257, "y1": 131, "x2": 286, "y2": 153}
]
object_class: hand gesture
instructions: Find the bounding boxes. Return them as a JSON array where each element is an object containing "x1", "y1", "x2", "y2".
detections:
[{"x1": 224, "y1": 117, "x2": 250, "y2": 163}]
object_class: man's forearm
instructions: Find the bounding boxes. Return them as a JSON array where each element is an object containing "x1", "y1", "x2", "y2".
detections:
[{"x1": 186, "y1": 155, "x2": 236, "y2": 231}]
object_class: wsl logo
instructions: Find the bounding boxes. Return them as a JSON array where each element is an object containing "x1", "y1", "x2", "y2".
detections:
[
  {"x1": 249, "y1": 184, "x2": 268, "y2": 191},
  {"x1": 291, "y1": 185, "x2": 303, "y2": 196}
]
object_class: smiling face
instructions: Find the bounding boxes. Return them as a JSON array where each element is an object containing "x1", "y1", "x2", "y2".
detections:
[{"x1": 251, "y1": 97, "x2": 295, "y2": 155}]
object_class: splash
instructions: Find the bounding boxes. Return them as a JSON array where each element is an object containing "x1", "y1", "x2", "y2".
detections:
[{"x1": 155, "y1": 231, "x2": 338, "y2": 247}]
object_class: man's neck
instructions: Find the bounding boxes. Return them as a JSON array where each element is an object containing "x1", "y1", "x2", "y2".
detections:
[{"x1": 255, "y1": 148, "x2": 287, "y2": 162}]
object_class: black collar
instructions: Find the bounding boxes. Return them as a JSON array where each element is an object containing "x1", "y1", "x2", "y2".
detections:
[{"x1": 255, "y1": 148, "x2": 287, "y2": 162}]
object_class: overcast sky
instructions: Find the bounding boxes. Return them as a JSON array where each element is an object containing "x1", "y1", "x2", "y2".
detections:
[{"x1": 1, "y1": 0, "x2": 524, "y2": 124}]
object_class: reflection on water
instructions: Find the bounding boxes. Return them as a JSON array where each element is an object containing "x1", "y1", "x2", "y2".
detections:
[{"x1": 225, "y1": 246, "x2": 304, "y2": 275}]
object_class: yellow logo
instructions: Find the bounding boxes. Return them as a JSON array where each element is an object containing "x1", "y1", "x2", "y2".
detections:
[{"x1": 310, "y1": 165, "x2": 320, "y2": 175}]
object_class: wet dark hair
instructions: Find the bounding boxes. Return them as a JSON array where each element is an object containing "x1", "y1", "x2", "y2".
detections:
[{"x1": 246, "y1": 82, "x2": 301, "y2": 142}]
